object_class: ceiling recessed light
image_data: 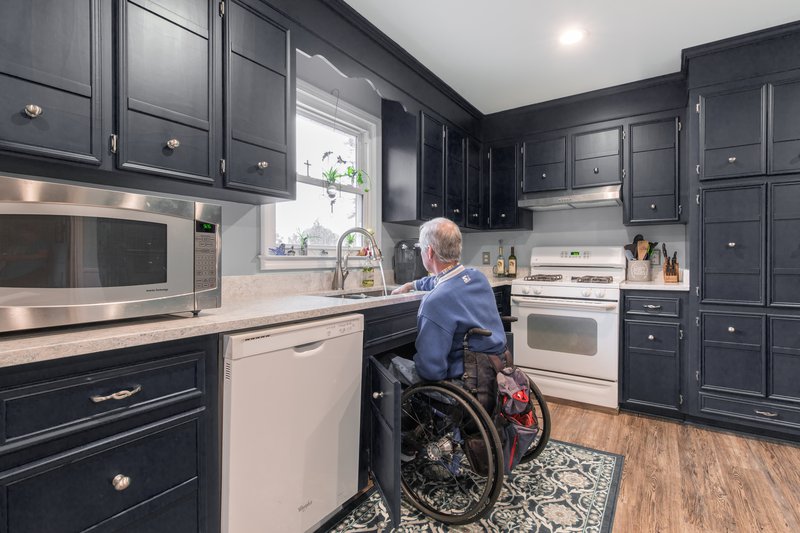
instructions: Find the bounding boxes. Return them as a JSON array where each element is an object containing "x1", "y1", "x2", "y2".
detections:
[{"x1": 559, "y1": 28, "x2": 587, "y2": 46}]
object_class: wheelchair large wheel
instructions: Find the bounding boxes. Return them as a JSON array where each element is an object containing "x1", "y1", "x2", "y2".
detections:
[
  {"x1": 400, "y1": 381, "x2": 504, "y2": 525},
  {"x1": 518, "y1": 374, "x2": 551, "y2": 464}
]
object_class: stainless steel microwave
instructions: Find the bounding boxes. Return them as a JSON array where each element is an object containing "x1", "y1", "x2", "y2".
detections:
[{"x1": 0, "y1": 175, "x2": 221, "y2": 332}]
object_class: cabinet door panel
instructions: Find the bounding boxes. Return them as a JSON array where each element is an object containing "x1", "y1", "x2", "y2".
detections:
[
  {"x1": 368, "y1": 357, "x2": 401, "y2": 530},
  {"x1": 703, "y1": 144, "x2": 763, "y2": 179},
  {"x1": 125, "y1": 111, "x2": 210, "y2": 179},
  {"x1": 702, "y1": 345, "x2": 765, "y2": 395},
  {"x1": 770, "y1": 81, "x2": 800, "y2": 175},
  {"x1": 525, "y1": 137, "x2": 565, "y2": 165},
  {"x1": 573, "y1": 154, "x2": 620, "y2": 188},
  {"x1": 421, "y1": 113, "x2": 442, "y2": 149},
  {"x1": 465, "y1": 139, "x2": 482, "y2": 229},
  {"x1": 631, "y1": 120, "x2": 675, "y2": 152},
  {"x1": 631, "y1": 195, "x2": 676, "y2": 221},
  {"x1": 420, "y1": 192, "x2": 443, "y2": 220},
  {"x1": 630, "y1": 149, "x2": 676, "y2": 196},
  {"x1": 626, "y1": 349, "x2": 679, "y2": 409},
  {"x1": 230, "y1": 52, "x2": 286, "y2": 150},
  {"x1": 703, "y1": 186, "x2": 762, "y2": 220},
  {"x1": 770, "y1": 317, "x2": 800, "y2": 401},
  {"x1": 574, "y1": 128, "x2": 620, "y2": 159},
  {"x1": 228, "y1": 139, "x2": 288, "y2": 195},
  {"x1": 523, "y1": 162, "x2": 565, "y2": 192},
  {"x1": 770, "y1": 182, "x2": 800, "y2": 306},
  {"x1": 771, "y1": 140, "x2": 800, "y2": 174},
  {"x1": 229, "y1": 1, "x2": 286, "y2": 75},
  {"x1": 445, "y1": 129, "x2": 465, "y2": 226},
  {"x1": 489, "y1": 145, "x2": 517, "y2": 229},
  {"x1": 703, "y1": 222, "x2": 762, "y2": 273},
  {"x1": 421, "y1": 144, "x2": 443, "y2": 196}
]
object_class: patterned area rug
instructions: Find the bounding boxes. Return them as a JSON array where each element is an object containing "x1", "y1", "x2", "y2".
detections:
[{"x1": 327, "y1": 440, "x2": 623, "y2": 532}]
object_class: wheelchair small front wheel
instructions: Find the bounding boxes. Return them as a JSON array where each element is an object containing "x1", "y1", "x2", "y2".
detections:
[
  {"x1": 399, "y1": 381, "x2": 504, "y2": 525},
  {"x1": 518, "y1": 374, "x2": 551, "y2": 464}
]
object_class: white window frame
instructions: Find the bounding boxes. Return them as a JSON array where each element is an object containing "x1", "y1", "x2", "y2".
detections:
[{"x1": 260, "y1": 79, "x2": 381, "y2": 270}]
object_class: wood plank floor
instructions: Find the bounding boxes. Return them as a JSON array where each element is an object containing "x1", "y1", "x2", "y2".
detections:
[{"x1": 547, "y1": 401, "x2": 800, "y2": 533}]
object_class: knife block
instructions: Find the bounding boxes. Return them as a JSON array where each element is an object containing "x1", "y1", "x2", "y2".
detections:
[{"x1": 663, "y1": 261, "x2": 680, "y2": 283}]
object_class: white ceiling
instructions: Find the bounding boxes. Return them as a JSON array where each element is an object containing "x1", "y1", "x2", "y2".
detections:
[{"x1": 343, "y1": 0, "x2": 800, "y2": 114}]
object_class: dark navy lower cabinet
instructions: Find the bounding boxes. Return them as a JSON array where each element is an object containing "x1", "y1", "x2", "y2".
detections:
[
  {"x1": 621, "y1": 291, "x2": 685, "y2": 418},
  {"x1": 0, "y1": 335, "x2": 220, "y2": 533}
]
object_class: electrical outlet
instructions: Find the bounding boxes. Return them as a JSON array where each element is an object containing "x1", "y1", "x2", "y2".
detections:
[
  {"x1": 482, "y1": 251, "x2": 491, "y2": 265},
  {"x1": 650, "y1": 249, "x2": 662, "y2": 266}
]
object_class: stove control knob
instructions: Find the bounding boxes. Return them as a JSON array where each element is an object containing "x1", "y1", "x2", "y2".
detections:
[
  {"x1": 522, "y1": 287, "x2": 530, "y2": 295},
  {"x1": 595, "y1": 290, "x2": 606, "y2": 298},
  {"x1": 582, "y1": 289, "x2": 592, "y2": 297},
  {"x1": 533, "y1": 288, "x2": 543, "y2": 295}
]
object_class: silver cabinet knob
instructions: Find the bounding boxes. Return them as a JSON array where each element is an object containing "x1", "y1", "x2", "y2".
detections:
[
  {"x1": 24, "y1": 104, "x2": 43, "y2": 118},
  {"x1": 112, "y1": 474, "x2": 131, "y2": 491},
  {"x1": 257, "y1": 161, "x2": 269, "y2": 170},
  {"x1": 541, "y1": 172, "x2": 547, "y2": 179},
  {"x1": 727, "y1": 242, "x2": 736, "y2": 248},
  {"x1": 650, "y1": 203, "x2": 657, "y2": 210},
  {"x1": 453, "y1": 208, "x2": 460, "y2": 214},
  {"x1": 593, "y1": 167, "x2": 600, "y2": 174},
  {"x1": 430, "y1": 203, "x2": 438, "y2": 208},
  {"x1": 472, "y1": 213, "x2": 479, "y2": 218},
  {"x1": 166, "y1": 138, "x2": 180, "y2": 150},
  {"x1": 500, "y1": 213, "x2": 506, "y2": 218},
  {"x1": 728, "y1": 326, "x2": 736, "y2": 333},
  {"x1": 728, "y1": 156, "x2": 737, "y2": 163},
  {"x1": 648, "y1": 334, "x2": 655, "y2": 341},
  {"x1": 372, "y1": 391, "x2": 384, "y2": 399}
]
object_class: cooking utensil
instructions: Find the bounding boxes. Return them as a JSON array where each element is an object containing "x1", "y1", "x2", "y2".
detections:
[
  {"x1": 625, "y1": 249, "x2": 635, "y2": 261},
  {"x1": 662, "y1": 243, "x2": 668, "y2": 264},
  {"x1": 637, "y1": 240, "x2": 649, "y2": 260}
]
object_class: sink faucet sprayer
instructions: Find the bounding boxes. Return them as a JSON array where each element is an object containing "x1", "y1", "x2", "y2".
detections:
[{"x1": 332, "y1": 227, "x2": 387, "y2": 295}]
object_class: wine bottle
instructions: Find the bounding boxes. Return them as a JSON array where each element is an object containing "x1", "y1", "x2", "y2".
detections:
[
  {"x1": 508, "y1": 246, "x2": 517, "y2": 278},
  {"x1": 496, "y1": 240, "x2": 505, "y2": 277}
]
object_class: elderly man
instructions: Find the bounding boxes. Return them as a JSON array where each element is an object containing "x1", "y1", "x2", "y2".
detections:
[{"x1": 391, "y1": 217, "x2": 507, "y2": 384}]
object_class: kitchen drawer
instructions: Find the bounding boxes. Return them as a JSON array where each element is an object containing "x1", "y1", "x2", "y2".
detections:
[
  {"x1": 702, "y1": 312, "x2": 764, "y2": 346},
  {"x1": 524, "y1": 137, "x2": 565, "y2": 165},
  {"x1": 0, "y1": 417, "x2": 199, "y2": 533},
  {"x1": 573, "y1": 154, "x2": 620, "y2": 188},
  {"x1": 124, "y1": 110, "x2": 211, "y2": 180},
  {"x1": 0, "y1": 353, "x2": 203, "y2": 445},
  {"x1": 625, "y1": 296, "x2": 681, "y2": 317},
  {"x1": 703, "y1": 144, "x2": 763, "y2": 179},
  {"x1": 630, "y1": 194, "x2": 677, "y2": 221},
  {"x1": 523, "y1": 162, "x2": 566, "y2": 192},
  {"x1": 700, "y1": 393, "x2": 800, "y2": 430},
  {"x1": 227, "y1": 139, "x2": 289, "y2": 196},
  {"x1": 0, "y1": 73, "x2": 95, "y2": 162},
  {"x1": 626, "y1": 321, "x2": 678, "y2": 353}
]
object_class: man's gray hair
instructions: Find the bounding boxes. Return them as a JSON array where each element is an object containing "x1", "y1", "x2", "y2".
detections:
[{"x1": 419, "y1": 217, "x2": 462, "y2": 263}]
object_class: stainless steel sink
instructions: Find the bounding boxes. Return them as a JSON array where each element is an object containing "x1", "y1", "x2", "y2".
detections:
[{"x1": 325, "y1": 289, "x2": 391, "y2": 299}]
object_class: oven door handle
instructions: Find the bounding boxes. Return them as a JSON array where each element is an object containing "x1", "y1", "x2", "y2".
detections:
[{"x1": 511, "y1": 296, "x2": 618, "y2": 312}]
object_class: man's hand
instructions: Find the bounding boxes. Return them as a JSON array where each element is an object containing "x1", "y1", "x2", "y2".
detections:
[{"x1": 391, "y1": 282, "x2": 415, "y2": 295}]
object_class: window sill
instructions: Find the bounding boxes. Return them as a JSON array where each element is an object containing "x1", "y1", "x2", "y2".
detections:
[{"x1": 259, "y1": 254, "x2": 377, "y2": 271}]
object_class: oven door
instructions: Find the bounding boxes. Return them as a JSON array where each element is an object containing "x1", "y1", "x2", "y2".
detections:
[{"x1": 510, "y1": 296, "x2": 619, "y2": 381}]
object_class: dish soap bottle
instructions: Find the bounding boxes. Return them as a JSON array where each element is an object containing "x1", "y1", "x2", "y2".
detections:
[
  {"x1": 507, "y1": 246, "x2": 517, "y2": 278},
  {"x1": 496, "y1": 240, "x2": 505, "y2": 277}
]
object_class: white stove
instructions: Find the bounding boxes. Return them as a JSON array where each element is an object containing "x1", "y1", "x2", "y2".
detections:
[{"x1": 510, "y1": 246, "x2": 626, "y2": 409}]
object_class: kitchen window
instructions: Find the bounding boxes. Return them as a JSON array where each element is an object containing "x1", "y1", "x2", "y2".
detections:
[{"x1": 260, "y1": 80, "x2": 380, "y2": 270}]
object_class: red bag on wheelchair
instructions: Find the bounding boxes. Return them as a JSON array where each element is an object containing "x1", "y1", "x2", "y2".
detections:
[{"x1": 495, "y1": 367, "x2": 539, "y2": 473}]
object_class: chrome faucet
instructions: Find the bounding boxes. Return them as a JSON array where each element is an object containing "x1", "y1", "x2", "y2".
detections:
[{"x1": 332, "y1": 227, "x2": 384, "y2": 292}]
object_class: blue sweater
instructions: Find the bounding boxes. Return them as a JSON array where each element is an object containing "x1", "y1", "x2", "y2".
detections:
[{"x1": 412, "y1": 266, "x2": 507, "y2": 381}]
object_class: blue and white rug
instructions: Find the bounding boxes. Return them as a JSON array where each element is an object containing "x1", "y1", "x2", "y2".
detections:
[{"x1": 328, "y1": 440, "x2": 623, "y2": 532}]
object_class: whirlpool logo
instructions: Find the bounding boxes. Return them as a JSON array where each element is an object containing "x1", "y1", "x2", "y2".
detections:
[
  {"x1": 145, "y1": 288, "x2": 169, "y2": 292},
  {"x1": 298, "y1": 500, "x2": 313, "y2": 513}
]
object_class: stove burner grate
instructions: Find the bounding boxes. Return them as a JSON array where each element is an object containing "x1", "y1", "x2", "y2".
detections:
[
  {"x1": 523, "y1": 274, "x2": 563, "y2": 282},
  {"x1": 571, "y1": 275, "x2": 614, "y2": 284}
]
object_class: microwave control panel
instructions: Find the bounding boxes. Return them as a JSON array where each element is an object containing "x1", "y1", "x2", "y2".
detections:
[{"x1": 195, "y1": 221, "x2": 218, "y2": 290}]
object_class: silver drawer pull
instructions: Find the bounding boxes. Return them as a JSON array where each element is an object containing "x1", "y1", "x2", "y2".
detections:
[
  {"x1": 500, "y1": 213, "x2": 506, "y2": 218},
  {"x1": 91, "y1": 385, "x2": 142, "y2": 403},
  {"x1": 727, "y1": 242, "x2": 736, "y2": 248},
  {"x1": 728, "y1": 156, "x2": 737, "y2": 163},
  {"x1": 542, "y1": 172, "x2": 547, "y2": 179},
  {"x1": 642, "y1": 304, "x2": 662, "y2": 310},
  {"x1": 166, "y1": 138, "x2": 180, "y2": 150},
  {"x1": 431, "y1": 203, "x2": 438, "y2": 208},
  {"x1": 257, "y1": 161, "x2": 269, "y2": 170},
  {"x1": 727, "y1": 326, "x2": 736, "y2": 333},
  {"x1": 647, "y1": 334, "x2": 655, "y2": 341},
  {"x1": 593, "y1": 167, "x2": 600, "y2": 174},
  {"x1": 372, "y1": 391, "x2": 384, "y2": 399},
  {"x1": 754, "y1": 410, "x2": 778, "y2": 418},
  {"x1": 650, "y1": 203, "x2": 657, "y2": 210},
  {"x1": 24, "y1": 104, "x2": 44, "y2": 118},
  {"x1": 112, "y1": 474, "x2": 131, "y2": 491}
]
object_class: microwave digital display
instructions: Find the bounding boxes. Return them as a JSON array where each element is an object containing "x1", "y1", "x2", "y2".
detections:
[{"x1": 197, "y1": 221, "x2": 216, "y2": 233}]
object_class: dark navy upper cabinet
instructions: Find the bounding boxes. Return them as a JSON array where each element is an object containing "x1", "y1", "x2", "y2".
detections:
[
  {"x1": 117, "y1": 0, "x2": 215, "y2": 183},
  {"x1": 488, "y1": 144, "x2": 518, "y2": 229},
  {"x1": 522, "y1": 137, "x2": 566, "y2": 193},
  {"x1": 465, "y1": 137, "x2": 483, "y2": 229},
  {"x1": 420, "y1": 112, "x2": 445, "y2": 221},
  {"x1": 625, "y1": 116, "x2": 680, "y2": 224},
  {"x1": 769, "y1": 181, "x2": 800, "y2": 307},
  {"x1": 698, "y1": 85, "x2": 767, "y2": 180},
  {"x1": 0, "y1": 0, "x2": 102, "y2": 165},
  {"x1": 701, "y1": 185, "x2": 765, "y2": 305},
  {"x1": 572, "y1": 126, "x2": 622, "y2": 189},
  {"x1": 445, "y1": 127, "x2": 466, "y2": 226},
  {"x1": 223, "y1": 0, "x2": 294, "y2": 198},
  {"x1": 769, "y1": 79, "x2": 800, "y2": 174}
]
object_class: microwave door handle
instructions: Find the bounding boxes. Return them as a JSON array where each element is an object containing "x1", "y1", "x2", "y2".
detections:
[{"x1": 511, "y1": 297, "x2": 618, "y2": 312}]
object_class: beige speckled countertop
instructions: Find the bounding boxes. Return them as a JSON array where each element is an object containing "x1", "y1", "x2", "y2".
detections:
[{"x1": 0, "y1": 273, "x2": 513, "y2": 369}]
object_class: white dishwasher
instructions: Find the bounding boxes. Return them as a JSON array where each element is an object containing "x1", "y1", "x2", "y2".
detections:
[{"x1": 221, "y1": 314, "x2": 364, "y2": 533}]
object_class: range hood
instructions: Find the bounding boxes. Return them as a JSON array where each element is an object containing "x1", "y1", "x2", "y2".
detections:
[{"x1": 518, "y1": 185, "x2": 621, "y2": 211}]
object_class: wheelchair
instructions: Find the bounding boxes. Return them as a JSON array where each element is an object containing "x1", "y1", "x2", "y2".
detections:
[{"x1": 398, "y1": 325, "x2": 551, "y2": 525}]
